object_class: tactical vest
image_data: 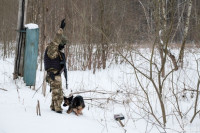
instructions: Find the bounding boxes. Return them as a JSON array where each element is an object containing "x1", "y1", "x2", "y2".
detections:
[{"x1": 44, "y1": 48, "x2": 62, "y2": 71}]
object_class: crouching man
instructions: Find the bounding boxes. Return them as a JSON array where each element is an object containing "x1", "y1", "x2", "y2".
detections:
[{"x1": 44, "y1": 19, "x2": 68, "y2": 113}]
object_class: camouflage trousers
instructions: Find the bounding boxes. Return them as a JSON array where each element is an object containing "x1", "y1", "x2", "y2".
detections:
[{"x1": 47, "y1": 74, "x2": 64, "y2": 112}]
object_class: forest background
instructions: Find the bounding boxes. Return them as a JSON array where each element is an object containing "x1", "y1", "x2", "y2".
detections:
[{"x1": 0, "y1": 0, "x2": 199, "y2": 71}]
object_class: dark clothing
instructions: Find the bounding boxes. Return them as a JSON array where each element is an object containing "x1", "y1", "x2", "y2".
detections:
[{"x1": 44, "y1": 48, "x2": 62, "y2": 71}]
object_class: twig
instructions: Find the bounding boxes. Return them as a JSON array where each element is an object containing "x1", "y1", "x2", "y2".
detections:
[
  {"x1": 32, "y1": 79, "x2": 45, "y2": 98},
  {"x1": 183, "y1": 88, "x2": 200, "y2": 93}
]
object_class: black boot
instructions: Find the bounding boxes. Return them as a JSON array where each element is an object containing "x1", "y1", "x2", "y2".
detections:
[{"x1": 56, "y1": 111, "x2": 62, "y2": 114}]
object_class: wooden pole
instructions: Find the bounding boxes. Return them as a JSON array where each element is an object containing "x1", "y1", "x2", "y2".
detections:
[
  {"x1": 41, "y1": 0, "x2": 47, "y2": 96},
  {"x1": 36, "y1": 100, "x2": 41, "y2": 116},
  {"x1": 13, "y1": 0, "x2": 28, "y2": 79},
  {"x1": 42, "y1": 71, "x2": 47, "y2": 96},
  {"x1": 117, "y1": 119, "x2": 124, "y2": 127},
  {"x1": 13, "y1": 0, "x2": 23, "y2": 79}
]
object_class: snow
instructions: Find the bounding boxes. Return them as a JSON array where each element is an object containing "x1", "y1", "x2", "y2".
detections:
[
  {"x1": 0, "y1": 59, "x2": 131, "y2": 133},
  {"x1": 160, "y1": 39, "x2": 163, "y2": 44},
  {"x1": 159, "y1": 30, "x2": 164, "y2": 44},
  {"x1": 159, "y1": 30, "x2": 162, "y2": 36},
  {"x1": 25, "y1": 23, "x2": 39, "y2": 29},
  {"x1": 0, "y1": 47, "x2": 200, "y2": 133}
]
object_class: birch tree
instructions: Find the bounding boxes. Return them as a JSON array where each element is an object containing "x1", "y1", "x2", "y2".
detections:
[{"x1": 178, "y1": 0, "x2": 193, "y2": 67}]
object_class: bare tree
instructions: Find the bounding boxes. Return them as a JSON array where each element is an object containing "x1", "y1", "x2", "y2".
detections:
[
  {"x1": 178, "y1": 0, "x2": 193, "y2": 67},
  {"x1": 190, "y1": 58, "x2": 200, "y2": 123}
]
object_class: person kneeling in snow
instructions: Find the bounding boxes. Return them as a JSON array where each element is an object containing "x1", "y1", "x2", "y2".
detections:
[{"x1": 44, "y1": 19, "x2": 68, "y2": 113}]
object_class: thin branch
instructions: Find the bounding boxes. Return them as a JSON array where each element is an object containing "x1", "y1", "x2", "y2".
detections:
[{"x1": 134, "y1": 67, "x2": 162, "y2": 126}]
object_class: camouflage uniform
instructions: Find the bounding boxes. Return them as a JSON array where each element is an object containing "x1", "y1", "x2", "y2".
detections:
[
  {"x1": 45, "y1": 28, "x2": 67, "y2": 112},
  {"x1": 47, "y1": 73, "x2": 63, "y2": 112}
]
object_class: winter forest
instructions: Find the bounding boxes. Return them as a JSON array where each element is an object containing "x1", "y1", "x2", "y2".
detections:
[{"x1": 0, "y1": 0, "x2": 200, "y2": 133}]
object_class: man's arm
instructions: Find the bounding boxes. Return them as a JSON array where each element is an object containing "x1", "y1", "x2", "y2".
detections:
[{"x1": 47, "y1": 43, "x2": 59, "y2": 59}]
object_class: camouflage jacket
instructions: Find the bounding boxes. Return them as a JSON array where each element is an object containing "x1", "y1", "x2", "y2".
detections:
[{"x1": 44, "y1": 28, "x2": 68, "y2": 73}]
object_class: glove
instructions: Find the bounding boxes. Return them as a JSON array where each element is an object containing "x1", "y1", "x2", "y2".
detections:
[
  {"x1": 59, "y1": 44, "x2": 65, "y2": 50},
  {"x1": 49, "y1": 72, "x2": 55, "y2": 80},
  {"x1": 60, "y1": 19, "x2": 66, "y2": 29}
]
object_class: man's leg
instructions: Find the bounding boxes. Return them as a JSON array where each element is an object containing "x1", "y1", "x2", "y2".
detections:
[
  {"x1": 50, "y1": 99, "x2": 55, "y2": 111},
  {"x1": 50, "y1": 75, "x2": 63, "y2": 112},
  {"x1": 46, "y1": 74, "x2": 55, "y2": 111}
]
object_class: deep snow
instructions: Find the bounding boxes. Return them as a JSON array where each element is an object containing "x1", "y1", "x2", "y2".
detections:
[
  {"x1": 0, "y1": 47, "x2": 200, "y2": 133},
  {"x1": 0, "y1": 58, "x2": 133, "y2": 133}
]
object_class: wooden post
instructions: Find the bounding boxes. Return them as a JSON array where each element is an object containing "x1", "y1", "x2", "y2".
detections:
[
  {"x1": 13, "y1": 0, "x2": 28, "y2": 79},
  {"x1": 117, "y1": 119, "x2": 124, "y2": 127},
  {"x1": 41, "y1": 0, "x2": 47, "y2": 97},
  {"x1": 24, "y1": 0, "x2": 28, "y2": 26},
  {"x1": 42, "y1": 71, "x2": 47, "y2": 96},
  {"x1": 36, "y1": 100, "x2": 41, "y2": 116},
  {"x1": 14, "y1": 0, "x2": 23, "y2": 79}
]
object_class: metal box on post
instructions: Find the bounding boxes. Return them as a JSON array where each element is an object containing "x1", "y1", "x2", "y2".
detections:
[{"x1": 23, "y1": 25, "x2": 39, "y2": 86}]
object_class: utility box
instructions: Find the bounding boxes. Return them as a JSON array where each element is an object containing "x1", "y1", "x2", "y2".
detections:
[{"x1": 23, "y1": 24, "x2": 39, "y2": 86}]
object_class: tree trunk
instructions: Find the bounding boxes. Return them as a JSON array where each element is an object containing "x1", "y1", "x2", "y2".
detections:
[
  {"x1": 42, "y1": 0, "x2": 47, "y2": 96},
  {"x1": 13, "y1": 0, "x2": 28, "y2": 79},
  {"x1": 100, "y1": 0, "x2": 107, "y2": 69},
  {"x1": 178, "y1": 0, "x2": 192, "y2": 67}
]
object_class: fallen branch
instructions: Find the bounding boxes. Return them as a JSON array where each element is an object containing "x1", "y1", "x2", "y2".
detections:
[
  {"x1": 84, "y1": 97, "x2": 122, "y2": 104},
  {"x1": 69, "y1": 89, "x2": 136, "y2": 96},
  {"x1": 84, "y1": 98, "x2": 112, "y2": 100},
  {"x1": 70, "y1": 90, "x2": 112, "y2": 95},
  {"x1": 183, "y1": 88, "x2": 200, "y2": 93},
  {"x1": 0, "y1": 88, "x2": 8, "y2": 91},
  {"x1": 32, "y1": 79, "x2": 45, "y2": 98}
]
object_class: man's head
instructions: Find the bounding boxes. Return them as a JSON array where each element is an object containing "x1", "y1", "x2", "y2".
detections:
[{"x1": 54, "y1": 28, "x2": 68, "y2": 45}]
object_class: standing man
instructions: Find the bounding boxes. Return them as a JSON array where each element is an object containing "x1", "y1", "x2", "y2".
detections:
[{"x1": 44, "y1": 19, "x2": 68, "y2": 113}]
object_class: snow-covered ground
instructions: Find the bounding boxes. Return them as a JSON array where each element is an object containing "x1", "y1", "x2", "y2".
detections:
[
  {"x1": 0, "y1": 47, "x2": 200, "y2": 133},
  {"x1": 0, "y1": 58, "x2": 134, "y2": 133}
]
